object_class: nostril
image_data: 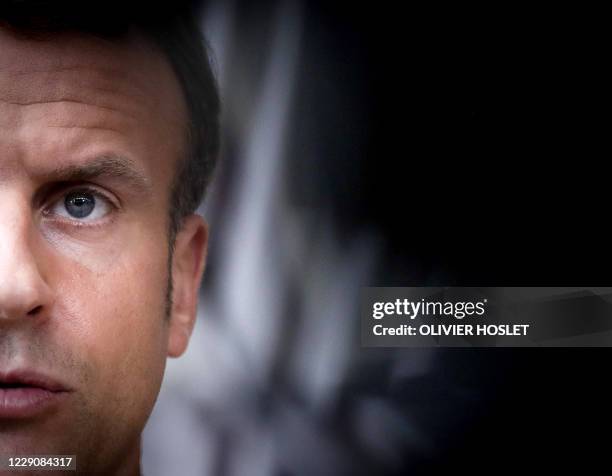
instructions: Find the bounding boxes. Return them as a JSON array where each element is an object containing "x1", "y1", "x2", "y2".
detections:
[{"x1": 27, "y1": 305, "x2": 43, "y2": 316}]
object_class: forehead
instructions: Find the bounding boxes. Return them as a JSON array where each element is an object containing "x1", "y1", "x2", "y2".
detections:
[{"x1": 0, "y1": 27, "x2": 187, "y2": 188}]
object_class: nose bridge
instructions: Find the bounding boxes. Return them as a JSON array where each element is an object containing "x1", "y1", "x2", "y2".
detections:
[{"x1": 0, "y1": 189, "x2": 52, "y2": 320}]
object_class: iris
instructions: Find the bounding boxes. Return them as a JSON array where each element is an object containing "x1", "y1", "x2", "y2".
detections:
[{"x1": 64, "y1": 191, "x2": 96, "y2": 219}]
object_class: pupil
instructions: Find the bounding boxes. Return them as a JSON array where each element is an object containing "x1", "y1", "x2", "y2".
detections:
[{"x1": 65, "y1": 192, "x2": 95, "y2": 218}]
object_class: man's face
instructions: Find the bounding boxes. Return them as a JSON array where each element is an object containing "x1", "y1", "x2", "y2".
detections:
[{"x1": 0, "y1": 28, "x2": 204, "y2": 474}]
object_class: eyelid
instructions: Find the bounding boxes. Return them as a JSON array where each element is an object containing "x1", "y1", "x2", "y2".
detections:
[{"x1": 42, "y1": 183, "x2": 120, "y2": 210}]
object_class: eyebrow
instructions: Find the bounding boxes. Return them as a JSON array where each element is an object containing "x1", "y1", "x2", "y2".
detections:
[{"x1": 36, "y1": 154, "x2": 152, "y2": 195}]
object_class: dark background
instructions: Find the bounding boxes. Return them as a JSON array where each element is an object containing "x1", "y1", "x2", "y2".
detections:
[{"x1": 294, "y1": 2, "x2": 610, "y2": 474}]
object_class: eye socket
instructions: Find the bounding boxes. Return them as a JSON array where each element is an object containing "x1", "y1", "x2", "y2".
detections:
[{"x1": 45, "y1": 187, "x2": 115, "y2": 223}]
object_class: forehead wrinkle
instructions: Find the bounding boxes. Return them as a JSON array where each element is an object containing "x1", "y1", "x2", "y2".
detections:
[
  {"x1": 1, "y1": 64, "x2": 126, "y2": 76},
  {"x1": 46, "y1": 124, "x2": 125, "y2": 134},
  {"x1": 0, "y1": 98, "x2": 139, "y2": 122},
  {"x1": 0, "y1": 72, "x2": 148, "y2": 124},
  {"x1": 15, "y1": 69, "x2": 148, "y2": 100}
]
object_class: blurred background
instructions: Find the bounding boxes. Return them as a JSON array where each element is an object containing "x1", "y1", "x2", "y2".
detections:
[{"x1": 143, "y1": 1, "x2": 610, "y2": 475}]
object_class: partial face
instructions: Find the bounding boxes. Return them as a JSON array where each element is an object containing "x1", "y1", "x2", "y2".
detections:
[{"x1": 0, "y1": 28, "x2": 204, "y2": 474}]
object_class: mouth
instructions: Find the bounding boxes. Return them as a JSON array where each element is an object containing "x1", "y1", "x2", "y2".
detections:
[
  {"x1": 0, "y1": 371, "x2": 69, "y2": 393},
  {"x1": 0, "y1": 370, "x2": 71, "y2": 419},
  {"x1": 0, "y1": 382, "x2": 40, "y2": 389}
]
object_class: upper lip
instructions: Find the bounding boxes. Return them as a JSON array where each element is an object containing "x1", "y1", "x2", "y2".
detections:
[{"x1": 0, "y1": 369, "x2": 71, "y2": 393}]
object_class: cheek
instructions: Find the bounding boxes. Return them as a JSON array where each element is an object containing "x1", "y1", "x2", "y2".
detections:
[
  {"x1": 40, "y1": 216, "x2": 144, "y2": 274},
  {"x1": 49, "y1": 231, "x2": 171, "y2": 420}
]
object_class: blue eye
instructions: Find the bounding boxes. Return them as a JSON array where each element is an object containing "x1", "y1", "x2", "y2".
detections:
[
  {"x1": 65, "y1": 191, "x2": 96, "y2": 218},
  {"x1": 47, "y1": 188, "x2": 113, "y2": 222}
]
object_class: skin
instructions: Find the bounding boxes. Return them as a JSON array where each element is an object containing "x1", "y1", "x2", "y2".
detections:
[{"x1": 0, "y1": 27, "x2": 208, "y2": 475}]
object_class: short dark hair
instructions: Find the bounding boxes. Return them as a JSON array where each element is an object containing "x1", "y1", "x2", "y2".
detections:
[{"x1": 0, "y1": 0, "x2": 221, "y2": 243}]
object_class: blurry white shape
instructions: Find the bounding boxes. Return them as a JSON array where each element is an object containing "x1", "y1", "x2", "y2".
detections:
[
  {"x1": 143, "y1": 0, "x2": 406, "y2": 473},
  {"x1": 142, "y1": 385, "x2": 215, "y2": 476},
  {"x1": 291, "y1": 219, "x2": 380, "y2": 411},
  {"x1": 216, "y1": 0, "x2": 302, "y2": 387},
  {"x1": 226, "y1": 420, "x2": 276, "y2": 476},
  {"x1": 163, "y1": 306, "x2": 258, "y2": 408},
  {"x1": 273, "y1": 401, "x2": 352, "y2": 476},
  {"x1": 202, "y1": 0, "x2": 234, "y2": 91}
]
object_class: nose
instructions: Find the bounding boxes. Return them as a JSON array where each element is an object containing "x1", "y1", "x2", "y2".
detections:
[{"x1": 0, "y1": 198, "x2": 53, "y2": 322}]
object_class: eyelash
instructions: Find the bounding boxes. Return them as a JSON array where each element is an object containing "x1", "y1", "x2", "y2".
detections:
[{"x1": 41, "y1": 185, "x2": 119, "y2": 228}]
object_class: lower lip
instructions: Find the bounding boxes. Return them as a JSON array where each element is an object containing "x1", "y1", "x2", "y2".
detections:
[{"x1": 0, "y1": 387, "x2": 69, "y2": 419}]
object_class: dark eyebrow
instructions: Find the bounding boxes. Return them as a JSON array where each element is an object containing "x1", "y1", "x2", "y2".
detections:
[{"x1": 36, "y1": 154, "x2": 152, "y2": 195}]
